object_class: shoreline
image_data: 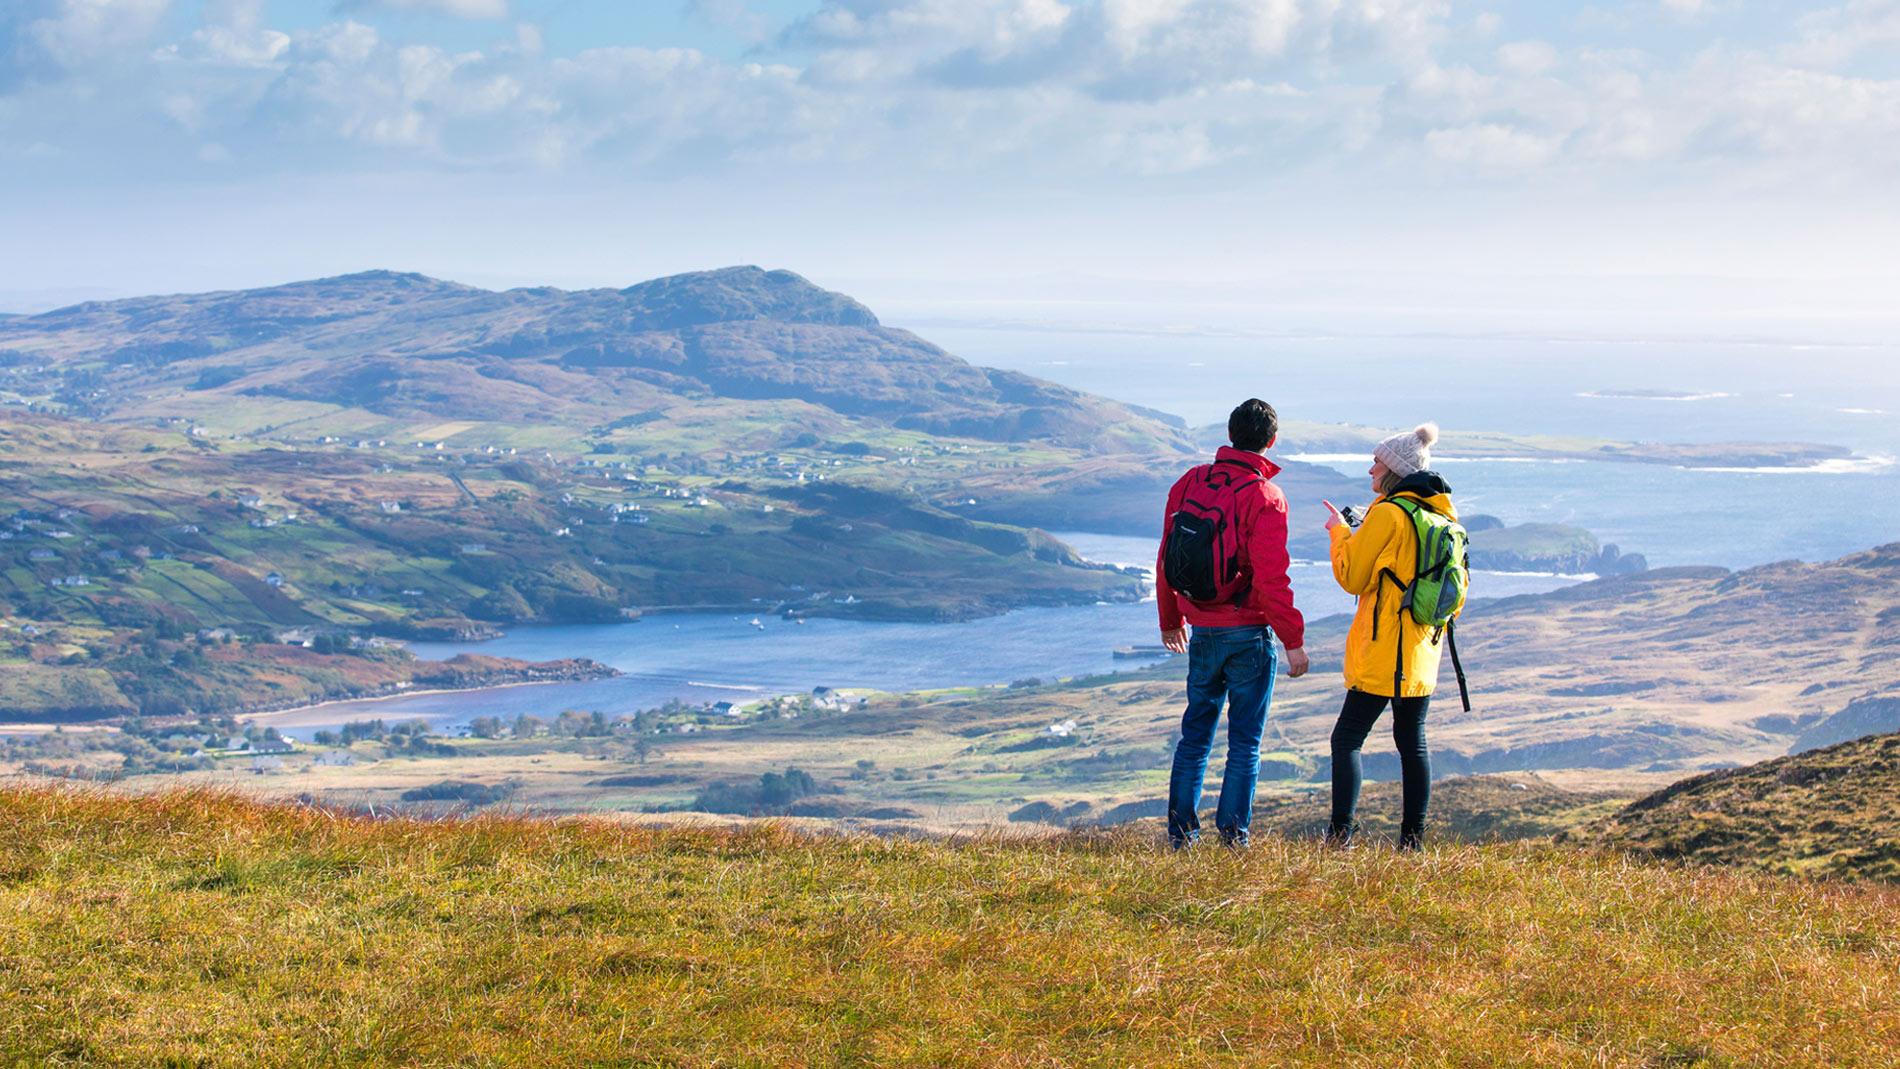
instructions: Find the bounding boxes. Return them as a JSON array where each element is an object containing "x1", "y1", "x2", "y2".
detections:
[{"x1": 241, "y1": 679, "x2": 580, "y2": 728}]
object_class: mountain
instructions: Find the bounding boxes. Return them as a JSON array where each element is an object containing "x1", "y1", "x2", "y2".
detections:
[
  {"x1": 6, "y1": 268, "x2": 1306, "y2": 719},
  {"x1": 0, "y1": 266, "x2": 1184, "y2": 454},
  {"x1": 1581, "y1": 731, "x2": 1900, "y2": 880}
]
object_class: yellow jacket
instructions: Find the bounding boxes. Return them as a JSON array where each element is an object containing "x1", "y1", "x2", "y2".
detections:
[{"x1": 1328, "y1": 475, "x2": 1459, "y2": 698}]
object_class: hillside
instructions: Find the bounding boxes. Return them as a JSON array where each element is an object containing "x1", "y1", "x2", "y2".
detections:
[
  {"x1": 16, "y1": 544, "x2": 1900, "y2": 817},
  {"x1": 0, "y1": 412, "x2": 1148, "y2": 719},
  {"x1": 0, "y1": 267, "x2": 1182, "y2": 454},
  {"x1": 0, "y1": 268, "x2": 1363, "y2": 718},
  {"x1": 0, "y1": 786, "x2": 1894, "y2": 1066},
  {"x1": 1264, "y1": 543, "x2": 1900, "y2": 777},
  {"x1": 1583, "y1": 731, "x2": 1900, "y2": 880},
  {"x1": 0, "y1": 265, "x2": 1370, "y2": 542}
]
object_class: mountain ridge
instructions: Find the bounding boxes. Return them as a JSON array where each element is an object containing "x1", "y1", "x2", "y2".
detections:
[{"x1": 2, "y1": 266, "x2": 1184, "y2": 454}]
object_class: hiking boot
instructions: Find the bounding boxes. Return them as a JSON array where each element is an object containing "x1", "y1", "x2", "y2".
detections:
[
  {"x1": 1324, "y1": 821, "x2": 1359, "y2": 850},
  {"x1": 1397, "y1": 827, "x2": 1424, "y2": 853}
]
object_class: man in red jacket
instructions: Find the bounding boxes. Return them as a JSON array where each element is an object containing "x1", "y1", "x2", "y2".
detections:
[{"x1": 1156, "y1": 398, "x2": 1308, "y2": 848}]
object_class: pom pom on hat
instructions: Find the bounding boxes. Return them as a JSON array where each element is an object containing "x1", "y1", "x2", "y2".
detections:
[{"x1": 1414, "y1": 423, "x2": 1439, "y2": 449}]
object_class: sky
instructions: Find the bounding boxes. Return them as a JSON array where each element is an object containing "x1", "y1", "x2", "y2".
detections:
[{"x1": 3, "y1": 0, "x2": 1899, "y2": 348}]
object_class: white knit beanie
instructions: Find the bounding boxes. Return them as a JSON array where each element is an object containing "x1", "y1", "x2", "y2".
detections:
[{"x1": 1374, "y1": 423, "x2": 1439, "y2": 478}]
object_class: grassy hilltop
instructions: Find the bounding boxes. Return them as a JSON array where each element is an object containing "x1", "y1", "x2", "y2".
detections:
[
  {"x1": 1582, "y1": 731, "x2": 1900, "y2": 881},
  {"x1": 2, "y1": 785, "x2": 1897, "y2": 1066}
]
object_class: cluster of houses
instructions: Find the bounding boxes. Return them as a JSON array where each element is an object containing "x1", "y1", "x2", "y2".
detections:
[{"x1": 708, "y1": 687, "x2": 866, "y2": 726}]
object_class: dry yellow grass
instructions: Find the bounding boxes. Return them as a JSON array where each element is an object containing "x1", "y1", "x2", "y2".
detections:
[{"x1": 2, "y1": 784, "x2": 1897, "y2": 1066}]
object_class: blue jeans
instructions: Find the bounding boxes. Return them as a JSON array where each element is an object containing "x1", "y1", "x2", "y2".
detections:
[{"x1": 1168, "y1": 625, "x2": 1277, "y2": 847}]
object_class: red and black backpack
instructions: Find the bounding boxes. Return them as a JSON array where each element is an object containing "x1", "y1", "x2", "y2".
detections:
[{"x1": 1162, "y1": 459, "x2": 1263, "y2": 604}]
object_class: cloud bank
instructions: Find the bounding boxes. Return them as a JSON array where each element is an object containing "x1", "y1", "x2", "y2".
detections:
[{"x1": 2, "y1": 0, "x2": 1896, "y2": 193}]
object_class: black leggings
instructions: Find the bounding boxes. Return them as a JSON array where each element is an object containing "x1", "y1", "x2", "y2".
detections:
[{"x1": 1330, "y1": 689, "x2": 1431, "y2": 840}]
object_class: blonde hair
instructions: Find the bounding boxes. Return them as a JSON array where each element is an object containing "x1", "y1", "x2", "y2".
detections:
[{"x1": 1375, "y1": 466, "x2": 1404, "y2": 496}]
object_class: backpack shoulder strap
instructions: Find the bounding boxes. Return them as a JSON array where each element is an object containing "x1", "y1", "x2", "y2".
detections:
[{"x1": 1211, "y1": 458, "x2": 1266, "y2": 489}]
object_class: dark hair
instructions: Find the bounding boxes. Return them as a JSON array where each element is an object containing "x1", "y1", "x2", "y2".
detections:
[{"x1": 1227, "y1": 399, "x2": 1279, "y2": 453}]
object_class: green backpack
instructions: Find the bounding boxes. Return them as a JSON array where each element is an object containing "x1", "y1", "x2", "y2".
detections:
[
  {"x1": 1390, "y1": 497, "x2": 1470, "y2": 628},
  {"x1": 1380, "y1": 496, "x2": 1473, "y2": 711}
]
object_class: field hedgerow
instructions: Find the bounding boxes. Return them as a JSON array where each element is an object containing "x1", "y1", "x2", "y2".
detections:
[{"x1": 2, "y1": 784, "x2": 1897, "y2": 1067}]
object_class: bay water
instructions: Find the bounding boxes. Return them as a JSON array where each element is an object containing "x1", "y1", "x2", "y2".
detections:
[{"x1": 276, "y1": 322, "x2": 1898, "y2": 734}]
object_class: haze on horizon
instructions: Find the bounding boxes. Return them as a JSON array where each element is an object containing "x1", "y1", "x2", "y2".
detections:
[{"x1": 3, "y1": 0, "x2": 1898, "y2": 361}]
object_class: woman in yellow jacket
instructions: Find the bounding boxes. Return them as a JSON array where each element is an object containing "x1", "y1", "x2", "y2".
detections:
[{"x1": 1320, "y1": 423, "x2": 1454, "y2": 851}]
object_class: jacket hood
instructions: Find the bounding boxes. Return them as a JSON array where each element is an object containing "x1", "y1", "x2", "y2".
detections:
[
  {"x1": 1386, "y1": 469, "x2": 1456, "y2": 519},
  {"x1": 1213, "y1": 445, "x2": 1282, "y2": 480}
]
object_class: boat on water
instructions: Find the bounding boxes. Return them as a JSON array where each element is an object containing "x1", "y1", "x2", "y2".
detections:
[{"x1": 749, "y1": 617, "x2": 765, "y2": 630}]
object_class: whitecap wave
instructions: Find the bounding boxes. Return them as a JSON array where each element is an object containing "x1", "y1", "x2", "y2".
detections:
[
  {"x1": 686, "y1": 680, "x2": 768, "y2": 692},
  {"x1": 1434, "y1": 455, "x2": 1586, "y2": 465},
  {"x1": 1683, "y1": 454, "x2": 1897, "y2": 475},
  {"x1": 1838, "y1": 407, "x2": 1888, "y2": 416},
  {"x1": 1578, "y1": 390, "x2": 1736, "y2": 402},
  {"x1": 1285, "y1": 453, "x2": 1582, "y2": 466},
  {"x1": 1281, "y1": 453, "x2": 1371, "y2": 464}
]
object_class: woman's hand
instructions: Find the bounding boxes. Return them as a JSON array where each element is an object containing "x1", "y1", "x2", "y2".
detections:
[{"x1": 1322, "y1": 500, "x2": 1347, "y2": 531}]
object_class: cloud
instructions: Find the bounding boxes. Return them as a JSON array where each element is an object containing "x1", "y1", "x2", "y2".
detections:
[
  {"x1": 1786, "y1": 0, "x2": 1900, "y2": 66},
  {"x1": 788, "y1": 0, "x2": 1449, "y2": 100},
  {"x1": 2, "y1": 0, "x2": 1899, "y2": 197},
  {"x1": 169, "y1": 0, "x2": 289, "y2": 68},
  {"x1": 1424, "y1": 122, "x2": 1561, "y2": 171},
  {"x1": 1, "y1": 0, "x2": 172, "y2": 90},
  {"x1": 685, "y1": 0, "x2": 776, "y2": 45},
  {"x1": 340, "y1": 0, "x2": 509, "y2": 19}
]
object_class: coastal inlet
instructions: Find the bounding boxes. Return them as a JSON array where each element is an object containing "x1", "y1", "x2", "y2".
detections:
[{"x1": 262, "y1": 534, "x2": 1584, "y2": 736}]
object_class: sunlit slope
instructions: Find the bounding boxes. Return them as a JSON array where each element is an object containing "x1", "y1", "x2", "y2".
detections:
[
  {"x1": 2, "y1": 786, "x2": 1897, "y2": 1066},
  {"x1": 0, "y1": 266, "x2": 1185, "y2": 454},
  {"x1": 1583, "y1": 731, "x2": 1900, "y2": 880}
]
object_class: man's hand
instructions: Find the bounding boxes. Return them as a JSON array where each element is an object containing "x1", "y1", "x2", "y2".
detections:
[
  {"x1": 1322, "y1": 501, "x2": 1347, "y2": 531},
  {"x1": 1283, "y1": 646, "x2": 1310, "y2": 678},
  {"x1": 1161, "y1": 627, "x2": 1188, "y2": 654}
]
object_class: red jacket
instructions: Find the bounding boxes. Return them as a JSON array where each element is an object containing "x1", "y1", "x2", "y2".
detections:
[{"x1": 1155, "y1": 447, "x2": 1305, "y2": 649}]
